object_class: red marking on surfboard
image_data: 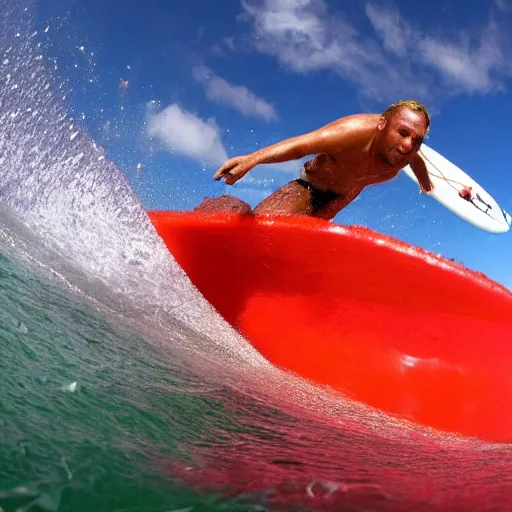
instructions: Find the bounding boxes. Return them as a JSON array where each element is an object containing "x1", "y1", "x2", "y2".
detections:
[{"x1": 148, "y1": 210, "x2": 512, "y2": 442}]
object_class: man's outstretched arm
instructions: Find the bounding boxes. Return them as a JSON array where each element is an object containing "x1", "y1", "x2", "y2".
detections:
[{"x1": 213, "y1": 115, "x2": 373, "y2": 185}]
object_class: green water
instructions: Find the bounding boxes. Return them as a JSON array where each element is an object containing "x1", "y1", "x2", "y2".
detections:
[{"x1": 0, "y1": 248, "x2": 260, "y2": 512}]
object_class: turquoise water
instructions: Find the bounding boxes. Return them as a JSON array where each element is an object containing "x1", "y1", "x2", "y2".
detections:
[
  {"x1": 1, "y1": 1, "x2": 512, "y2": 510},
  {"x1": 0, "y1": 237, "x2": 249, "y2": 512}
]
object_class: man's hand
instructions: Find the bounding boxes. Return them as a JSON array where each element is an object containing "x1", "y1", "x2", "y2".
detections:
[
  {"x1": 213, "y1": 155, "x2": 256, "y2": 185},
  {"x1": 420, "y1": 181, "x2": 435, "y2": 194}
]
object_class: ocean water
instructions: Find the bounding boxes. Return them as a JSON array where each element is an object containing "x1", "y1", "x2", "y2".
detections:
[{"x1": 1, "y1": 1, "x2": 512, "y2": 511}]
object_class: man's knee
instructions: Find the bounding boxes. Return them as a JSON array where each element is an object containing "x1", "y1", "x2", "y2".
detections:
[{"x1": 194, "y1": 195, "x2": 253, "y2": 215}]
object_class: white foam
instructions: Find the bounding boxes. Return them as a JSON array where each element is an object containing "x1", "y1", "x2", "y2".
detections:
[{"x1": 0, "y1": 0, "x2": 266, "y2": 367}]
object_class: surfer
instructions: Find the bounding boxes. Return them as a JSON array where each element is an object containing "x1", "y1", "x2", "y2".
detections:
[{"x1": 198, "y1": 100, "x2": 434, "y2": 220}]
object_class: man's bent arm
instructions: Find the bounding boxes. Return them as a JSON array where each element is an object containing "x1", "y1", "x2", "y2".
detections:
[{"x1": 409, "y1": 153, "x2": 434, "y2": 193}]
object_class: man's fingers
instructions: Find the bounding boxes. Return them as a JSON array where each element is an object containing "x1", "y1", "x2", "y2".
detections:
[
  {"x1": 213, "y1": 166, "x2": 227, "y2": 180},
  {"x1": 214, "y1": 159, "x2": 250, "y2": 184},
  {"x1": 214, "y1": 164, "x2": 234, "y2": 181}
]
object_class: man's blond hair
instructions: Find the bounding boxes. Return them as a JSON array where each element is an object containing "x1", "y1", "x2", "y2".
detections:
[{"x1": 382, "y1": 100, "x2": 430, "y2": 131}]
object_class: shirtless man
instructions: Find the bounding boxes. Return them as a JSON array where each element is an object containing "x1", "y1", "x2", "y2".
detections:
[{"x1": 205, "y1": 100, "x2": 434, "y2": 220}]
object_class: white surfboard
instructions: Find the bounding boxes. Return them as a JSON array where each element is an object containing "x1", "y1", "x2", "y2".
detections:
[{"x1": 402, "y1": 144, "x2": 511, "y2": 234}]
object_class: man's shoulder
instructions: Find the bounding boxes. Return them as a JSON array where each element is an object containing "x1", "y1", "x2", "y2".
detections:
[
  {"x1": 339, "y1": 113, "x2": 380, "y2": 127},
  {"x1": 328, "y1": 113, "x2": 380, "y2": 136}
]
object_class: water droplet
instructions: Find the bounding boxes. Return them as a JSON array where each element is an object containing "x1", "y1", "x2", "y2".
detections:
[
  {"x1": 14, "y1": 319, "x2": 28, "y2": 333},
  {"x1": 17, "y1": 439, "x2": 30, "y2": 455},
  {"x1": 62, "y1": 381, "x2": 77, "y2": 393}
]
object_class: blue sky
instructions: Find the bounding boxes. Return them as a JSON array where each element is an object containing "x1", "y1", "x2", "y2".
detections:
[{"x1": 34, "y1": 0, "x2": 512, "y2": 288}]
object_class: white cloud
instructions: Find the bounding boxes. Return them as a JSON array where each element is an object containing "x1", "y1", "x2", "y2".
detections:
[
  {"x1": 146, "y1": 103, "x2": 227, "y2": 166},
  {"x1": 495, "y1": 0, "x2": 511, "y2": 11},
  {"x1": 364, "y1": 3, "x2": 412, "y2": 57},
  {"x1": 193, "y1": 65, "x2": 278, "y2": 122},
  {"x1": 366, "y1": 3, "x2": 509, "y2": 94},
  {"x1": 212, "y1": 37, "x2": 237, "y2": 56},
  {"x1": 239, "y1": 0, "x2": 426, "y2": 101},
  {"x1": 221, "y1": 36, "x2": 236, "y2": 51},
  {"x1": 239, "y1": 0, "x2": 512, "y2": 101},
  {"x1": 418, "y1": 34, "x2": 502, "y2": 93},
  {"x1": 241, "y1": 0, "x2": 359, "y2": 74}
]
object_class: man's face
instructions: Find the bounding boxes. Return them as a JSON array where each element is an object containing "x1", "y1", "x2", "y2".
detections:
[{"x1": 377, "y1": 108, "x2": 428, "y2": 167}]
